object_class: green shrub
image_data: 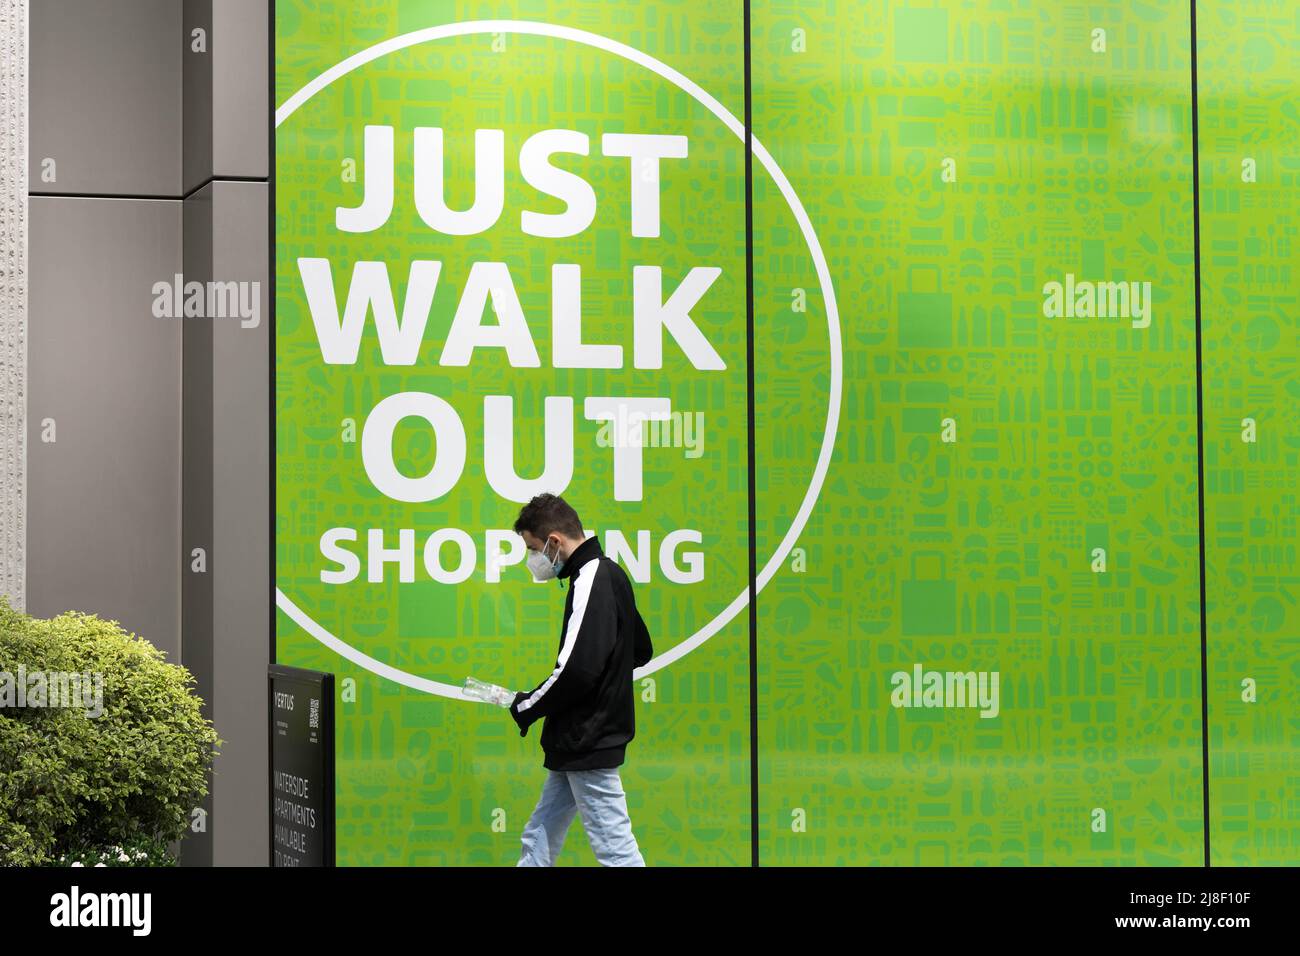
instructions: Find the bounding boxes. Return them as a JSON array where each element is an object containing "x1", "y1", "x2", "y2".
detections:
[{"x1": 0, "y1": 596, "x2": 221, "y2": 866}]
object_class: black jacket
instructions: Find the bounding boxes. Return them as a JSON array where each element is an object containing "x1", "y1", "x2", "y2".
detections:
[{"x1": 509, "y1": 535, "x2": 653, "y2": 771}]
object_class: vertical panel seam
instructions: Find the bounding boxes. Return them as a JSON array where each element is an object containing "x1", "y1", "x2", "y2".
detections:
[
  {"x1": 1189, "y1": 0, "x2": 1211, "y2": 868},
  {"x1": 743, "y1": 0, "x2": 759, "y2": 869}
]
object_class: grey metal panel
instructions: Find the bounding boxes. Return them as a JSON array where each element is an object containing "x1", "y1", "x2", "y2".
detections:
[
  {"x1": 184, "y1": 0, "x2": 266, "y2": 189},
  {"x1": 180, "y1": 180, "x2": 270, "y2": 866},
  {"x1": 28, "y1": 0, "x2": 182, "y2": 197},
  {"x1": 209, "y1": 180, "x2": 268, "y2": 865},
  {"x1": 212, "y1": 0, "x2": 267, "y2": 180},
  {"x1": 26, "y1": 196, "x2": 181, "y2": 662},
  {"x1": 180, "y1": 182, "x2": 213, "y2": 867},
  {"x1": 182, "y1": 0, "x2": 213, "y2": 195},
  {"x1": 0, "y1": 0, "x2": 26, "y2": 609}
]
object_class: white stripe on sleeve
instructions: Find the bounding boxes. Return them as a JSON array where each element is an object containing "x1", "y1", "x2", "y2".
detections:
[{"x1": 516, "y1": 560, "x2": 599, "y2": 714}]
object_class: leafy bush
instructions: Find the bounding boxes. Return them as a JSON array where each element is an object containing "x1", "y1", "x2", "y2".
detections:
[{"x1": 0, "y1": 597, "x2": 221, "y2": 866}]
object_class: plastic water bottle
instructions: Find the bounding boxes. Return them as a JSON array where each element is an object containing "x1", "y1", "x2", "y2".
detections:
[{"x1": 463, "y1": 676, "x2": 515, "y2": 708}]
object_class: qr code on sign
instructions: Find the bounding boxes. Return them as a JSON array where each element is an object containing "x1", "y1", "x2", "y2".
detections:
[{"x1": 309, "y1": 698, "x2": 320, "y2": 729}]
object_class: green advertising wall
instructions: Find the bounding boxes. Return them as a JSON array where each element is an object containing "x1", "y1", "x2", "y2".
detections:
[{"x1": 274, "y1": 0, "x2": 1298, "y2": 866}]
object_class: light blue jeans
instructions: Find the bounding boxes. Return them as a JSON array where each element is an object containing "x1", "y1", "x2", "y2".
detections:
[{"x1": 517, "y1": 767, "x2": 646, "y2": 866}]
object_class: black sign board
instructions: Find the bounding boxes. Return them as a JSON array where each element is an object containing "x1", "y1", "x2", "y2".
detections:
[{"x1": 268, "y1": 665, "x2": 335, "y2": 866}]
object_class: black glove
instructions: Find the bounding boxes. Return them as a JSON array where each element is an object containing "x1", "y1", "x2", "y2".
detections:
[{"x1": 509, "y1": 691, "x2": 530, "y2": 737}]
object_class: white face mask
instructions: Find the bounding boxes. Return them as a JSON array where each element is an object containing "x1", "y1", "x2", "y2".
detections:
[{"x1": 526, "y1": 537, "x2": 564, "y2": 581}]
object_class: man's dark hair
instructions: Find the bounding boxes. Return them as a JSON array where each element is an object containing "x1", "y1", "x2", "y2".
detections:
[{"x1": 514, "y1": 493, "x2": 584, "y2": 540}]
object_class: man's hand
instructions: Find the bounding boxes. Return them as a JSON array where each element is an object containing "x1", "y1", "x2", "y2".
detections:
[{"x1": 509, "y1": 691, "x2": 531, "y2": 737}]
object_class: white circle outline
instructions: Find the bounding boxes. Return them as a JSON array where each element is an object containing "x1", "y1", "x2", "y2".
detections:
[{"x1": 274, "y1": 19, "x2": 843, "y2": 700}]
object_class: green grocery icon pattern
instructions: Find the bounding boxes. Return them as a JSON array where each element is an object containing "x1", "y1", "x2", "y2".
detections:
[{"x1": 275, "y1": 0, "x2": 1298, "y2": 865}]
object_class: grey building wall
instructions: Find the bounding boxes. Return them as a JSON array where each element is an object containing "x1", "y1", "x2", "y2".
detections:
[
  {"x1": 28, "y1": 0, "x2": 182, "y2": 197},
  {"x1": 180, "y1": 179, "x2": 269, "y2": 867},
  {"x1": 185, "y1": 0, "x2": 267, "y2": 192},
  {"x1": 19, "y1": 0, "x2": 271, "y2": 866},
  {"x1": 182, "y1": 0, "x2": 214, "y2": 196},
  {"x1": 25, "y1": 0, "x2": 183, "y2": 648},
  {"x1": 181, "y1": 183, "x2": 214, "y2": 866},
  {"x1": 208, "y1": 180, "x2": 268, "y2": 865},
  {"x1": 181, "y1": 0, "x2": 271, "y2": 867},
  {"x1": 180, "y1": 0, "x2": 270, "y2": 868},
  {"x1": 26, "y1": 196, "x2": 182, "y2": 661}
]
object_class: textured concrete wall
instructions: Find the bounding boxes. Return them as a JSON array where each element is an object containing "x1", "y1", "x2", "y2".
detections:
[{"x1": 0, "y1": 0, "x2": 26, "y2": 610}]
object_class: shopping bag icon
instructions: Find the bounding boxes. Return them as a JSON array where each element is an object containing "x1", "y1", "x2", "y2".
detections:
[
  {"x1": 901, "y1": 550, "x2": 956, "y2": 636},
  {"x1": 898, "y1": 263, "x2": 952, "y2": 348}
]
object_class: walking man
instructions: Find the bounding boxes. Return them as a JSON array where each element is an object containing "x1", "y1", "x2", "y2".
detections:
[{"x1": 509, "y1": 493, "x2": 652, "y2": 866}]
